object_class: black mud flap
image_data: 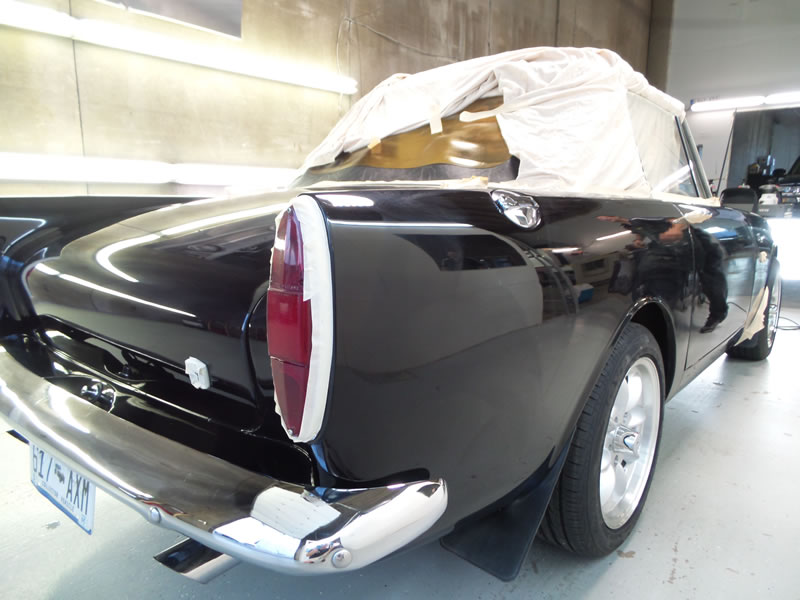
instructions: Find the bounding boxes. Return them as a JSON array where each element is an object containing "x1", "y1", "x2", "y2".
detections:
[{"x1": 440, "y1": 442, "x2": 570, "y2": 581}]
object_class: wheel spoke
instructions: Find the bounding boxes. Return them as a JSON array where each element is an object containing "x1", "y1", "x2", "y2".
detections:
[
  {"x1": 612, "y1": 377, "x2": 630, "y2": 422},
  {"x1": 599, "y1": 462, "x2": 616, "y2": 506},
  {"x1": 625, "y1": 372, "x2": 643, "y2": 412},
  {"x1": 601, "y1": 447, "x2": 612, "y2": 471},
  {"x1": 627, "y1": 406, "x2": 647, "y2": 429},
  {"x1": 612, "y1": 462, "x2": 628, "y2": 501}
]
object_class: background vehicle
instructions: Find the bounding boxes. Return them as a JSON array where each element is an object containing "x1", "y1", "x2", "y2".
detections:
[{"x1": 777, "y1": 155, "x2": 800, "y2": 202}]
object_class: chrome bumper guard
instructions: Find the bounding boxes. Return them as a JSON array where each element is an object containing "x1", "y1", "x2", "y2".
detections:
[{"x1": 0, "y1": 349, "x2": 447, "y2": 574}]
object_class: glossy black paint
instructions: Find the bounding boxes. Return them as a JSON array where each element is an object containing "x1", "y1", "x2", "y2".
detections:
[
  {"x1": 311, "y1": 187, "x2": 770, "y2": 536},
  {"x1": 0, "y1": 186, "x2": 775, "y2": 542},
  {"x1": 20, "y1": 193, "x2": 295, "y2": 433}
]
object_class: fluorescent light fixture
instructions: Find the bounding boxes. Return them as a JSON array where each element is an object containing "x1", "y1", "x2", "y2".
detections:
[
  {"x1": 0, "y1": 0, "x2": 357, "y2": 95},
  {"x1": 172, "y1": 164, "x2": 297, "y2": 187},
  {"x1": 690, "y1": 96, "x2": 765, "y2": 112},
  {"x1": 0, "y1": 153, "x2": 296, "y2": 187},
  {"x1": 765, "y1": 91, "x2": 800, "y2": 106},
  {"x1": 0, "y1": 153, "x2": 173, "y2": 184}
]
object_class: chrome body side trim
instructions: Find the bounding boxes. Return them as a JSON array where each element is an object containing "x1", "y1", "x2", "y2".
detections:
[{"x1": 0, "y1": 348, "x2": 447, "y2": 574}]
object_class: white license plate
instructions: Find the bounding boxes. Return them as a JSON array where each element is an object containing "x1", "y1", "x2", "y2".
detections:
[{"x1": 30, "y1": 442, "x2": 96, "y2": 534}]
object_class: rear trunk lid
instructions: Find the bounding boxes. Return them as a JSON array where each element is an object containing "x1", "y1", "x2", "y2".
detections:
[{"x1": 23, "y1": 192, "x2": 294, "y2": 432}]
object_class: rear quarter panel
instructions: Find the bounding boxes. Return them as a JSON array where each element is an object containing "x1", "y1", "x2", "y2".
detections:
[{"x1": 312, "y1": 189, "x2": 695, "y2": 533}]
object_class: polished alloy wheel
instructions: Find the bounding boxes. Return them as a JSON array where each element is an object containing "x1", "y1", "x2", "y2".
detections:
[
  {"x1": 767, "y1": 276, "x2": 782, "y2": 348},
  {"x1": 599, "y1": 356, "x2": 661, "y2": 530}
]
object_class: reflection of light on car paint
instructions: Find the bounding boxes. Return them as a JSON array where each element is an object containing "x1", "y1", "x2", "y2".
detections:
[
  {"x1": 450, "y1": 140, "x2": 480, "y2": 151},
  {"x1": 704, "y1": 226, "x2": 726, "y2": 235},
  {"x1": 653, "y1": 165, "x2": 691, "y2": 192},
  {"x1": 596, "y1": 231, "x2": 632, "y2": 241},
  {"x1": 56, "y1": 273, "x2": 196, "y2": 318},
  {"x1": 315, "y1": 194, "x2": 375, "y2": 207},
  {"x1": 159, "y1": 204, "x2": 288, "y2": 236},
  {"x1": 34, "y1": 263, "x2": 61, "y2": 276},
  {"x1": 92, "y1": 203, "x2": 288, "y2": 281},
  {"x1": 0, "y1": 216, "x2": 47, "y2": 249},
  {"x1": 52, "y1": 362, "x2": 69, "y2": 374},
  {"x1": 767, "y1": 219, "x2": 800, "y2": 280},
  {"x1": 550, "y1": 247, "x2": 581, "y2": 254},
  {"x1": 95, "y1": 233, "x2": 161, "y2": 283},
  {"x1": 330, "y1": 220, "x2": 473, "y2": 228},
  {"x1": 449, "y1": 156, "x2": 482, "y2": 168}
]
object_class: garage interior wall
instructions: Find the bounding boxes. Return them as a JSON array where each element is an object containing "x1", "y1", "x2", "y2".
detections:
[
  {"x1": 0, "y1": 0, "x2": 660, "y2": 197},
  {"x1": 666, "y1": 0, "x2": 800, "y2": 188}
]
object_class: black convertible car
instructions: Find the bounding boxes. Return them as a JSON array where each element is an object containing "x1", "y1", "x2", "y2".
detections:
[{"x1": 0, "y1": 48, "x2": 781, "y2": 582}]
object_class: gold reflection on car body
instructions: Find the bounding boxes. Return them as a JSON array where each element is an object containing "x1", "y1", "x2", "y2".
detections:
[{"x1": 308, "y1": 97, "x2": 511, "y2": 174}]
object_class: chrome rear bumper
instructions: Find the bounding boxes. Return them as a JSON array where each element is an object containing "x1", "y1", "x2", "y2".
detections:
[{"x1": 0, "y1": 348, "x2": 447, "y2": 574}]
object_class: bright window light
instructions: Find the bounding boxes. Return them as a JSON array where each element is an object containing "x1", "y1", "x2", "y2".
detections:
[
  {"x1": 0, "y1": 0, "x2": 357, "y2": 95},
  {"x1": 0, "y1": 153, "x2": 296, "y2": 188},
  {"x1": 767, "y1": 219, "x2": 800, "y2": 281},
  {"x1": 690, "y1": 96, "x2": 766, "y2": 112}
]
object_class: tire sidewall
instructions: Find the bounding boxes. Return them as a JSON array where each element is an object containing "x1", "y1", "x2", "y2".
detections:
[{"x1": 583, "y1": 324, "x2": 665, "y2": 552}]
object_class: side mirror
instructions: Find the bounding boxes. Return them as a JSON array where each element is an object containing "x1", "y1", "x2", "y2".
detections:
[{"x1": 720, "y1": 187, "x2": 757, "y2": 212}]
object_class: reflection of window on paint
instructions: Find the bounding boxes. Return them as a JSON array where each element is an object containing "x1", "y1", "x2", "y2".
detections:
[{"x1": 399, "y1": 234, "x2": 525, "y2": 271}]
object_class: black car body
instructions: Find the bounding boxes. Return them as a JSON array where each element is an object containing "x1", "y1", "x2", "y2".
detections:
[{"x1": 0, "y1": 48, "x2": 782, "y2": 581}]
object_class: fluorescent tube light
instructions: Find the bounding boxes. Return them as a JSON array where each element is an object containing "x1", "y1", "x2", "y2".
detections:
[
  {"x1": 172, "y1": 164, "x2": 297, "y2": 187},
  {"x1": 765, "y1": 91, "x2": 800, "y2": 106},
  {"x1": 0, "y1": 0, "x2": 357, "y2": 95},
  {"x1": 0, "y1": 153, "x2": 297, "y2": 187},
  {"x1": 0, "y1": 153, "x2": 173, "y2": 184},
  {"x1": 690, "y1": 96, "x2": 766, "y2": 112}
]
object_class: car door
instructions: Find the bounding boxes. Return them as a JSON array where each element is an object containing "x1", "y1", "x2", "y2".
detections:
[{"x1": 680, "y1": 204, "x2": 758, "y2": 367}]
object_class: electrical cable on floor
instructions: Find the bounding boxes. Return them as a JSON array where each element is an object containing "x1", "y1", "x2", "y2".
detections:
[{"x1": 778, "y1": 316, "x2": 800, "y2": 330}]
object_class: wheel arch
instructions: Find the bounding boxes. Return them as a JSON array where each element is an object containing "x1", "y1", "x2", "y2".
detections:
[{"x1": 627, "y1": 299, "x2": 677, "y2": 399}]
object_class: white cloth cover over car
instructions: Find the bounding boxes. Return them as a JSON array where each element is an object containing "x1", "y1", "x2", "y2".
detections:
[{"x1": 301, "y1": 47, "x2": 687, "y2": 197}]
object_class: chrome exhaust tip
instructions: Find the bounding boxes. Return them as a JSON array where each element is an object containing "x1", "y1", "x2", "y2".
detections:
[{"x1": 155, "y1": 538, "x2": 239, "y2": 584}]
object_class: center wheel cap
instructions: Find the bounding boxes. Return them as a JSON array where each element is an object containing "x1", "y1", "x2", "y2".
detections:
[{"x1": 612, "y1": 425, "x2": 640, "y2": 457}]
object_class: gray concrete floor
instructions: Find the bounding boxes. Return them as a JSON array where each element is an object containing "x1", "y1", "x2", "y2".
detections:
[{"x1": 2, "y1": 285, "x2": 799, "y2": 599}]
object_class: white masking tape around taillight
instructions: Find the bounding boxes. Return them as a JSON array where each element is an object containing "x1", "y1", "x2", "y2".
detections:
[{"x1": 267, "y1": 195, "x2": 333, "y2": 443}]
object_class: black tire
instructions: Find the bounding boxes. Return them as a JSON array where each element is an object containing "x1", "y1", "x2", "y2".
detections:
[
  {"x1": 539, "y1": 323, "x2": 664, "y2": 557},
  {"x1": 726, "y1": 260, "x2": 781, "y2": 361}
]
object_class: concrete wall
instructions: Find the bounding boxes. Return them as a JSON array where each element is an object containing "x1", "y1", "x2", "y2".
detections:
[
  {"x1": 666, "y1": 0, "x2": 800, "y2": 188},
  {"x1": 1, "y1": 0, "x2": 657, "y2": 196}
]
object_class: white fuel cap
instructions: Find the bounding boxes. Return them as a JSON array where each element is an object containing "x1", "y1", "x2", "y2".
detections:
[{"x1": 185, "y1": 357, "x2": 211, "y2": 390}]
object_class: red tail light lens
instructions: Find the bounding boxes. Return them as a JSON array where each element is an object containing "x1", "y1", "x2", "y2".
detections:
[{"x1": 268, "y1": 207, "x2": 312, "y2": 437}]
